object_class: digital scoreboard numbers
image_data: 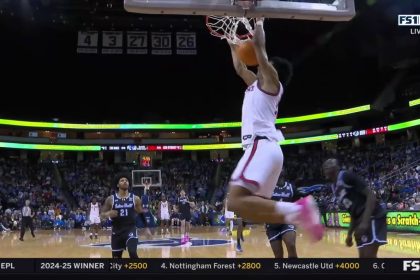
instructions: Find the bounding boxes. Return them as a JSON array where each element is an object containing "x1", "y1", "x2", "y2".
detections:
[
  {"x1": 102, "y1": 31, "x2": 123, "y2": 54},
  {"x1": 77, "y1": 31, "x2": 98, "y2": 54},
  {"x1": 77, "y1": 31, "x2": 196, "y2": 55},
  {"x1": 176, "y1": 32, "x2": 197, "y2": 55},
  {"x1": 151, "y1": 32, "x2": 172, "y2": 55},
  {"x1": 126, "y1": 31, "x2": 148, "y2": 55}
]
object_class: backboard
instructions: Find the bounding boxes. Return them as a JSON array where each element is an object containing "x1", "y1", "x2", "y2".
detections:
[
  {"x1": 124, "y1": 0, "x2": 356, "y2": 21},
  {"x1": 132, "y1": 169, "x2": 162, "y2": 187}
]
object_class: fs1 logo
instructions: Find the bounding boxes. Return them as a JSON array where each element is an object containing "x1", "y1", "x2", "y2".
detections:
[
  {"x1": 403, "y1": 260, "x2": 420, "y2": 271},
  {"x1": 398, "y1": 15, "x2": 420, "y2": 26}
]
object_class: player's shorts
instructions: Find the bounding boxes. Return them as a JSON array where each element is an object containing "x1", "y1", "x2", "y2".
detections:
[
  {"x1": 230, "y1": 137, "x2": 283, "y2": 198},
  {"x1": 266, "y1": 224, "x2": 296, "y2": 242},
  {"x1": 90, "y1": 216, "x2": 101, "y2": 225},
  {"x1": 179, "y1": 212, "x2": 191, "y2": 222},
  {"x1": 111, "y1": 226, "x2": 138, "y2": 252},
  {"x1": 161, "y1": 212, "x2": 170, "y2": 220},
  {"x1": 355, "y1": 217, "x2": 387, "y2": 248},
  {"x1": 225, "y1": 211, "x2": 235, "y2": 219}
]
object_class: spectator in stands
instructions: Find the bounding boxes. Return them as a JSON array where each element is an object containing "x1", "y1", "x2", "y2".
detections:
[
  {"x1": 413, "y1": 197, "x2": 420, "y2": 210},
  {"x1": 0, "y1": 140, "x2": 418, "y2": 229}
]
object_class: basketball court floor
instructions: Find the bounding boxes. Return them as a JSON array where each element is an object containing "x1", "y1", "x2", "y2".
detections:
[{"x1": 1, "y1": 226, "x2": 418, "y2": 258}]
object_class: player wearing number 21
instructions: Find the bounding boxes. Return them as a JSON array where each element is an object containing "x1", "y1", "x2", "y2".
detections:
[{"x1": 101, "y1": 173, "x2": 146, "y2": 259}]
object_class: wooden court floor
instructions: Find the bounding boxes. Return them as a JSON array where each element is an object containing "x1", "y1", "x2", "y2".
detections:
[{"x1": 1, "y1": 226, "x2": 419, "y2": 258}]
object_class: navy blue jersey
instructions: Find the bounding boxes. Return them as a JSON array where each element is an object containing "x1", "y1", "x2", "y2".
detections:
[
  {"x1": 141, "y1": 194, "x2": 150, "y2": 209},
  {"x1": 177, "y1": 196, "x2": 190, "y2": 214},
  {"x1": 267, "y1": 181, "x2": 302, "y2": 229},
  {"x1": 271, "y1": 182, "x2": 302, "y2": 203},
  {"x1": 333, "y1": 171, "x2": 386, "y2": 220},
  {"x1": 111, "y1": 193, "x2": 137, "y2": 231}
]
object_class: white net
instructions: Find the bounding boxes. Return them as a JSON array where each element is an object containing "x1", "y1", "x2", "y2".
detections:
[{"x1": 206, "y1": 16, "x2": 256, "y2": 44}]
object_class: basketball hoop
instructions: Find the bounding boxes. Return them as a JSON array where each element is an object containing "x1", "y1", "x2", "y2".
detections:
[
  {"x1": 206, "y1": 16, "x2": 256, "y2": 44},
  {"x1": 206, "y1": 0, "x2": 257, "y2": 44}
]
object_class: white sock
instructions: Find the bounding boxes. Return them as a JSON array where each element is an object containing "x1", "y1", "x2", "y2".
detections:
[
  {"x1": 89, "y1": 233, "x2": 92, "y2": 236},
  {"x1": 229, "y1": 220, "x2": 234, "y2": 232},
  {"x1": 181, "y1": 234, "x2": 185, "y2": 239},
  {"x1": 275, "y1": 202, "x2": 302, "y2": 224}
]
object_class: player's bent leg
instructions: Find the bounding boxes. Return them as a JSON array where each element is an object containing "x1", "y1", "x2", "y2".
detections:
[
  {"x1": 127, "y1": 238, "x2": 139, "y2": 259},
  {"x1": 358, "y1": 244, "x2": 379, "y2": 258},
  {"x1": 282, "y1": 230, "x2": 297, "y2": 258},
  {"x1": 227, "y1": 186, "x2": 289, "y2": 223},
  {"x1": 186, "y1": 220, "x2": 192, "y2": 241},
  {"x1": 94, "y1": 223, "x2": 99, "y2": 238},
  {"x1": 19, "y1": 220, "x2": 26, "y2": 241},
  {"x1": 237, "y1": 218, "x2": 243, "y2": 239},
  {"x1": 236, "y1": 218, "x2": 244, "y2": 252},
  {"x1": 294, "y1": 196, "x2": 324, "y2": 242},
  {"x1": 226, "y1": 218, "x2": 234, "y2": 235},
  {"x1": 269, "y1": 240, "x2": 284, "y2": 258},
  {"x1": 180, "y1": 219, "x2": 187, "y2": 244},
  {"x1": 356, "y1": 217, "x2": 387, "y2": 258},
  {"x1": 241, "y1": 220, "x2": 247, "y2": 241}
]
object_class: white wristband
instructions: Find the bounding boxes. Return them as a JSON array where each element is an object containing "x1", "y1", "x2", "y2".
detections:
[{"x1": 256, "y1": 20, "x2": 263, "y2": 26}]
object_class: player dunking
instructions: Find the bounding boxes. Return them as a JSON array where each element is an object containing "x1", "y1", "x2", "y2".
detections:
[
  {"x1": 266, "y1": 176, "x2": 303, "y2": 258},
  {"x1": 88, "y1": 197, "x2": 101, "y2": 240},
  {"x1": 323, "y1": 159, "x2": 387, "y2": 258},
  {"x1": 101, "y1": 173, "x2": 146, "y2": 258},
  {"x1": 158, "y1": 194, "x2": 170, "y2": 235},
  {"x1": 177, "y1": 190, "x2": 195, "y2": 245},
  {"x1": 226, "y1": 18, "x2": 323, "y2": 241}
]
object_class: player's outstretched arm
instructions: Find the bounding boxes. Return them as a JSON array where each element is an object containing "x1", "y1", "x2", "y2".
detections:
[
  {"x1": 228, "y1": 41, "x2": 256, "y2": 86},
  {"x1": 134, "y1": 195, "x2": 145, "y2": 214},
  {"x1": 101, "y1": 196, "x2": 117, "y2": 219},
  {"x1": 252, "y1": 19, "x2": 280, "y2": 93}
]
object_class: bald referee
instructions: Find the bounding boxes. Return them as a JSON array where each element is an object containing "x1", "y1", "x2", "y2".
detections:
[{"x1": 19, "y1": 200, "x2": 35, "y2": 241}]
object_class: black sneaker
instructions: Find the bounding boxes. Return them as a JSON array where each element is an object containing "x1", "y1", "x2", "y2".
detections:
[
  {"x1": 32, "y1": 233, "x2": 35, "y2": 238},
  {"x1": 89, "y1": 235, "x2": 93, "y2": 240},
  {"x1": 19, "y1": 238, "x2": 24, "y2": 241},
  {"x1": 94, "y1": 235, "x2": 98, "y2": 239}
]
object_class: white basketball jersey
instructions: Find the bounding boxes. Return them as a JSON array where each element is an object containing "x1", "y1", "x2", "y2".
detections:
[
  {"x1": 90, "y1": 202, "x2": 100, "y2": 217},
  {"x1": 161, "y1": 201, "x2": 169, "y2": 214},
  {"x1": 241, "y1": 80, "x2": 284, "y2": 146}
]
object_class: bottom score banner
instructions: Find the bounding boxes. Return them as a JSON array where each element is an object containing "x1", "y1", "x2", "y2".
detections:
[{"x1": 0, "y1": 259, "x2": 419, "y2": 274}]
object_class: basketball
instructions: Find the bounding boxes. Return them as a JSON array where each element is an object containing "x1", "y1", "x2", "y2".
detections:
[{"x1": 236, "y1": 40, "x2": 258, "y2": 66}]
